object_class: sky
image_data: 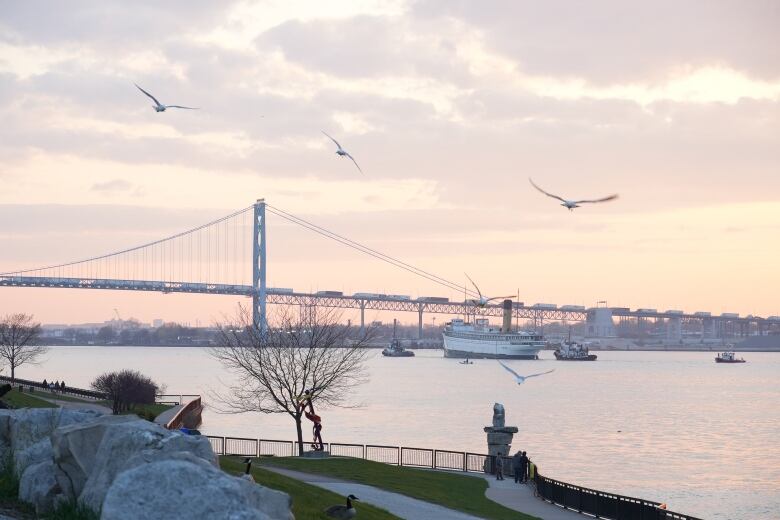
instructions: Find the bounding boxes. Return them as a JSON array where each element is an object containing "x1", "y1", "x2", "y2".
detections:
[{"x1": 0, "y1": 0, "x2": 778, "y2": 325}]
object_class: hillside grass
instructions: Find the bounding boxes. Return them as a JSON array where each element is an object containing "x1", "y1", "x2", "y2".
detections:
[
  {"x1": 115, "y1": 402, "x2": 173, "y2": 422},
  {"x1": 259, "y1": 456, "x2": 537, "y2": 520},
  {"x1": 1, "y1": 389, "x2": 57, "y2": 409},
  {"x1": 220, "y1": 456, "x2": 400, "y2": 520}
]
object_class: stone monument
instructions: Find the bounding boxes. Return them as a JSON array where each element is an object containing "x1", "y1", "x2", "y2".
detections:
[{"x1": 483, "y1": 403, "x2": 518, "y2": 472}]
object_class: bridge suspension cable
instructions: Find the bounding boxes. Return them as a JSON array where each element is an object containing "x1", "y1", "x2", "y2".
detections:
[
  {"x1": 266, "y1": 204, "x2": 479, "y2": 298},
  {"x1": 0, "y1": 205, "x2": 255, "y2": 287}
]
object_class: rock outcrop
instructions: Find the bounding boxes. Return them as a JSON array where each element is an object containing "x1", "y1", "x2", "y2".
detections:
[
  {"x1": 101, "y1": 453, "x2": 292, "y2": 520},
  {"x1": 1, "y1": 408, "x2": 293, "y2": 519}
]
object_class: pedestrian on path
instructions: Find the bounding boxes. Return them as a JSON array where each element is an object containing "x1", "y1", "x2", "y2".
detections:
[
  {"x1": 512, "y1": 451, "x2": 523, "y2": 483},
  {"x1": 520, "y1": 451, "x2": 529, "y2": 483},
  {"x1": 495, "y1": 452, "x2": 505, "y2": 480}
]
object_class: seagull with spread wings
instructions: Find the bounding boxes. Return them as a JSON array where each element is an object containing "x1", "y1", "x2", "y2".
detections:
[
  {"x1": 135, "y1": 84, "x2": 198, "y2": 112},
  {"x1": 529, "y1": 178, "x2": 617, "y2": 211},
  {"x1": 498, "y1": 361, "x2": 555, "y2": 385},
  {"x1": 322, "y1": 131, "x2": 363, "y2": 174},
  {"x1": 465, "y1": 273, "x2": 514, "y2": 307}
]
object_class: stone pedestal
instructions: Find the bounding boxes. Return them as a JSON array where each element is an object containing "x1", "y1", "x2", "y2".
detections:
[
  {"x1": 301, "y1": 450, "x2": 329, "y2": 459},
  {"x1": 483, "y1": 402, "x2": 517, "y2": 473},
  {"x1": 483, "y1": 426, "x2": 518, "y2": 472}
]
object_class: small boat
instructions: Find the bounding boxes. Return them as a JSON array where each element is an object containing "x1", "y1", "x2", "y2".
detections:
[
  {"x1": 382, "y1": 339, "x2": 414, "y2": 357},
  {"x1": 382, "y1": 320, "x2": 415, "y2": 357},
  {"x1": 715, "y1": 351, "x2": 745, "y2": 363},
  {"x1": 554, "y1": 341, "x2": 597, "y2": 361}
]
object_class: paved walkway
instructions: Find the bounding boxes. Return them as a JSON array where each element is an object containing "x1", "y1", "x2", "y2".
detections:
[
  {"x1": 478, "y1": 475, "x2": 582, "y2": 520},
  {"x1": 153, "y1": 403, "x2": 183, "y2": 427},
  {"x1": 32, "y1": 392, "x2": 113, "y2": 414},
  {"x1": 264, "y1": 466, "x2": 483, "y2": 520}
]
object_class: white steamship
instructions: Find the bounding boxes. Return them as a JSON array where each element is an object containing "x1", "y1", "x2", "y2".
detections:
[{"x1": 442, "y1": 300, "x2": 545, "y2": 359}]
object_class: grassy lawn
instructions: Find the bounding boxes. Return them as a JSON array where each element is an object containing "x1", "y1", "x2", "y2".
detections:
[
  {"x1": 1, "y1": 388, "x2": 57, "y2": 409},
  {"x1": 260, "y1": 457, "x2": 537, "y2": 520},
  {"x1": 122, "y1": 402, "x2": 173, "y2": 421},
  {"x1": 220, "y1": 456, "x2": 401, "y2": 520}
]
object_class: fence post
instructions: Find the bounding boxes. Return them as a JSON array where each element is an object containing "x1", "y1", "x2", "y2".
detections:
[{"x1": 462, "y1": 452, "x2": 466, "y2": 472}]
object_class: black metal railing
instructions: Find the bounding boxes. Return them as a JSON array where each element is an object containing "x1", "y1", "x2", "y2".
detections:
[
  {"x1": 207, "y1": 434, "x2": 702, "y2": 520},
  {"x1": 533, "y1": 470, "x2": 703, "y2": 520},
  {"x1": 0, "y1": 375, "x2": 107, "y2": 400}
]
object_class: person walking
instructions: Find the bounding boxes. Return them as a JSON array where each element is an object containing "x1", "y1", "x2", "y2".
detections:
[
  {"x1": 512, "y1": 450, "x2": 523, "y2": 483},
  {"x1": 495, "y1": 452, "x2": 505, "y2": 480},
  {"x1": 520, "y1": 451, "x2": 529, "y2": 483}
]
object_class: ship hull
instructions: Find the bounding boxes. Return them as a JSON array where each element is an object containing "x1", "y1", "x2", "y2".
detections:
[
  {"x1": 443, "y1": 333, "x2": 542, "y2": 359},
  {"x1": 715, "y1": 358, "x2": 745, "y2": 363}
]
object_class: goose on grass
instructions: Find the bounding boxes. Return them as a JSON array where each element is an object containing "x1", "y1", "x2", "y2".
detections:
[{"x1": 325, "y1": 494, "x2": 359, "y2": 519}]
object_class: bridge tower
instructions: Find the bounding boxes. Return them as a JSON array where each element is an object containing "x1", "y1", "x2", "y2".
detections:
[{"x1": 252, "y1": 199, "x2": 267, "y2": 333}]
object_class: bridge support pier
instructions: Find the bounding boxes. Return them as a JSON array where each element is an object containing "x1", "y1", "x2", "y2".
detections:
[
  {"x1": 252, "y1": 199, "x2": 267, "y2": 333},
  {"x1": 359, "y1": 301, "x2": 365, "y2": 333},
  {"x1": 418, "y1": 304, "x2": 424, "y2": 340},
  {"x1": 666, "y1": 317, "x2": 682, "y2": 342}
]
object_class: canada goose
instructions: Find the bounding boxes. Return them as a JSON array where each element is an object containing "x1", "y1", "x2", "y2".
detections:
[
  {"x1": 240, "y1": 457, "x2": 255, "y2": 483},
  {"x1": 325, "y1": 494, "x2": 359, "y2": 519}
]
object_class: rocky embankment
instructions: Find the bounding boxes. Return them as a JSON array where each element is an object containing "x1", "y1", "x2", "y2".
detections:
[{"x1": 0, "y1": 409, "x2": 293, "y2": 519}]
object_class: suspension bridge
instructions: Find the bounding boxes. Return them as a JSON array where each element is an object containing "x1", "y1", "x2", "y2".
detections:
[{"x1": 1, "y1": 200, "x2": 777, "y2": 339}]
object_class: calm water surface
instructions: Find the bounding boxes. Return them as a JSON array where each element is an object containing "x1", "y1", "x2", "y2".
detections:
[{"x1": 22, "y1": 348, "x2": 780, "y2": 520}]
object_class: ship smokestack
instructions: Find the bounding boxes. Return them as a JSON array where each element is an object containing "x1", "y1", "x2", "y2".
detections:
[{"x1": 502, "y1": 299, "x2": 513, "y2": 333}]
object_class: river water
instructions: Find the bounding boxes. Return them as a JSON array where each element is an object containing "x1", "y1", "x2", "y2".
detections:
[{"x1": 20, "y1": 347, "x2": 780, "y2": 520}]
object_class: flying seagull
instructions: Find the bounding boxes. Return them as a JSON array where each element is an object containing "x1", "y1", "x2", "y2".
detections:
[
  {"x1": 465, "y1": 273, "x2": 514, "y2": 308},
  {"x1": 498, "y1": 361, "x2": 554, "y2": 385},
  {"x1": 322, "y1": 131, "x2": 363, "y2": 174},
  {"x1": 135, "y1": 84, "x2": 198, "y2": 112},
  {"x1": 529, "y1": 178, "x2": 617, "y2": 211}
]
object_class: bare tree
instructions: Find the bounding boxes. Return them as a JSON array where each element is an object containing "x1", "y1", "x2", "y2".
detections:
[
  {"x1": 0, "y1": 313, "x2": 46, "y2": 384},
  {"x1": 211, "y1": 306, "x2": 374, "y2": 455}
]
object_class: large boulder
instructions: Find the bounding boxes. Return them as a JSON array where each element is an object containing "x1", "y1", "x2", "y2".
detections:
[
  {"x1": 19, "y1": 460, "x2": 61, "y2": 515},
  {"x1": 78, "y1": 419, "x2": 217, "y2": 511},
  {"x1": 10, "y1": 408, "x2": 102, "y2": 456},
  {"x1": 52, "y1": 414, "x2": 141, "y2": 498},
  {"x1": 15, "y1": 438, "x2": 53, "y2": 476},
  {"x1": 101, "y1": 454, "x2": 293, "y2": 520},
  {"x1": 9, "y1": 409, "x2": 102, "y2": 476}
]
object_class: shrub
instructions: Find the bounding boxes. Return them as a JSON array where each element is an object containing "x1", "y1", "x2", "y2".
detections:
[{"x1": 91, "y1": 370, "x2": 159, "y2": 415}]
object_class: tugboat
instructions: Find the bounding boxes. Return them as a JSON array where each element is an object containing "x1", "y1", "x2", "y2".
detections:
[
  {"x1": 715, "y1": 350, "x2": 745, "y2": 363},
  {"x1": 382, "y1": 320, "x2": 415, "y2": 357},
  {"x1": 554, "y1": 342, "x2": 597, "y2": 361}
]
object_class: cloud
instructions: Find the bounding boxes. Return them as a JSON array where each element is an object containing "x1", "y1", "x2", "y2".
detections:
[
  {"x1": 90, "y1": 179, "x2": 139, "y2": 195},
  {"x1": 412, "y1": 0, "x2": 780, "y2": 83}
]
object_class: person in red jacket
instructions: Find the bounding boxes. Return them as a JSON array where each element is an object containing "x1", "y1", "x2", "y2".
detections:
[{"x1": 299, "y1": 387, "x2": 324, "y2": 451}]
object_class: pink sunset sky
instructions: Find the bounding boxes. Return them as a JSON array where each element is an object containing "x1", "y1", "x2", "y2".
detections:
[{"x1": 0, "y1": 1, "x2": 778, "y2": 325}]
